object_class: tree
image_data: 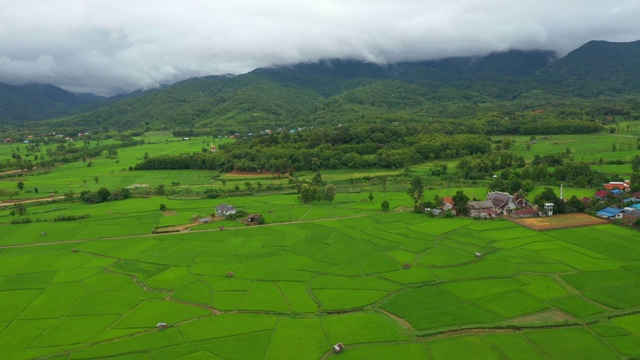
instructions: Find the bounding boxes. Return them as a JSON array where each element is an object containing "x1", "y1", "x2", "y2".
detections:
[
  {"x1": 534, "y1": 187, "x2": 566, "y2": 214},
  {"x1": 64, "y1": 190, "x2": 75, "y2": 200},
  {"x1": 324, "y1": 184, "x2": 337, "y2": 202},
  {"x1": 380, "y1": 176, "x2": 388, "y2": 195},
  {"x1": 33, "y1": 187, "x2": 38, "y2": 194},
  {"x1": 155, "y1": 183, "x2": 166, "y2": 196},
  {"x1": 97, "y1": 187, "x2": 111, "y2": 202},
  {"x1": 312, "y1": 172, "x2": 324, "y2": 186},
  {"x1": 368, "y1": 192, "x2": 374, "y2": 202},
  {"x1": 407, "y1": 176, "x2": 424, "y2": 212},
  {"x1": 221, "y1": 178, "x2": 227, "y2": 187},
  {"x1": 453, "y1": 191, "x2": 469, "y2": 216},
  {"x1": 17, "y1": 181, "x2": 24, "y2": 191},
  {"x1": 381, "y1": 200, "x2": 390, "y2": 211},
  {"x1": 94, "y1": 176, "x2": 99, "y2": 184},
  {"x1": 14, "y1": 203, "x2": 27, "y2": 216},
  {"x1": 160, "y1": 203, "x2": 167, "y2": 211},
  {"x1": 299, "y1": 184, "x2": 317, "y2": 203}
]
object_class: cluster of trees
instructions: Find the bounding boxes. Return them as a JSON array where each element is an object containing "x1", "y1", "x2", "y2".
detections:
[
  {"x1": 298, "y1": 184, "x2": 337, "y2": 203},
  {"x1": 136, "y1": 127, "x2": 492, "y2": 173},
  {"x1": 53, "y1": 214, "x2": 90, "y2": 222},
  {"x1": 79, "y1": 187, "x2": 130, "y2": 204},
  {"x1": 0, "y1": 133, "x2": 145, "y2": 173}
]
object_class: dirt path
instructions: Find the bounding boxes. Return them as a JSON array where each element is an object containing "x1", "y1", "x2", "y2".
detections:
[
  {"x1": 0, "y1": 214, "x2": 368, "y2": 250},
  {"x1": 377, "y1": 309, "x2": 414, "y2": 330},
  {"x1": 0, "y1": 196, "x2": 65, "y2": 207}
]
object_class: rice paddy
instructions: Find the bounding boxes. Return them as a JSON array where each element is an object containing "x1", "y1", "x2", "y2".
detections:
[{"x1": 0, "y1": 197, "x2": 639, "y2": 359}]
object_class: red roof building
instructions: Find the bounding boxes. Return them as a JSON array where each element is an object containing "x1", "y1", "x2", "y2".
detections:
[
  {"x1": 595, "y1": 190, "x2": 609, "y2": 199},
  {"x1": 604, "y1": 182, "x2": 630, "y2": 191}
]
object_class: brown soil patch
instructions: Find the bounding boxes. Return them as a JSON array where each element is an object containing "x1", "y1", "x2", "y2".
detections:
[
  {"x1": 162, "y1": 211, "x2": 178, "y2": 216},
  {"x1": 378, "y1": 309, "x2": 414, "y2": 330},
  {"x1": 512, "y1": 213, "x2": 608, "y2": 231},
  {"x1": 503, "y1": 310, "x2": 574, "y2": 325}
]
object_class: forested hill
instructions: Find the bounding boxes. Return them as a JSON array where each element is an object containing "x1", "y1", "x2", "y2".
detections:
[
  {"x1": 15, "y1": 39, "x2": 640, "y2": 131},
  {"x1": 536, "y1": 40, "x2": 640, "y2": 96},
  {"x1": 0, "y1": 83, "x2": 100, "y2": 123}
]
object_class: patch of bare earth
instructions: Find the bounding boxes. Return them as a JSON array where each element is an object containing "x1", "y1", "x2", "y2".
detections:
[
  {"x1": 378, "y1": 309, "x2": 414, "y2": 330},
  {"x1": 512, "y1": 213, "x2": 608, "y2": 231},
  {"x1": 162, "y1": 211, "x2": 178, "y2": 216},
  {"x1": 503, "y1": 310, "x2": 574, "y2": 325}
]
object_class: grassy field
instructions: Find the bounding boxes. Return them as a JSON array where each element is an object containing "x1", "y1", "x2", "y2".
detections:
[
  {"x1": 0, "y1": 192, "x2": 639, "y2": 359},
  {"x1": 1, "y1": 130, "x2": 640, "y2": 358}
]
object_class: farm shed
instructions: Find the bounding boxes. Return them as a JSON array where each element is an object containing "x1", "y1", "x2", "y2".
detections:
[
  {"x1": 215, "y1": 204, "x2": 237, "y2": 217},
  {"x1": 511, "y1": 209, "x2": 539, "y2": 218},
  {"x1": 596, "y1": 207, "x2": 624, "y2": 219},
  {"x1": 333, "y1": 343, "x2": 345, "y2": 353},
  {"x1": 198, "y1": 217, "x2": 212, "y2": 223},
  {"x1": 247, "y1": 214, "x2": 263, "y2": 224},
  {"x1": 611, "y1": 189, "x2": 625, "y2": 196},
  {"x1": 595, "y1": 190, "x2": 609, "y2": 199},
  {"x1": 442, "y1": 197, "x2": 455, "y2": 211}
]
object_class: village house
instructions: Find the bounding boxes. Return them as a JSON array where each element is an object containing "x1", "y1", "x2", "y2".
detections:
[
  {"x1": 441, "y1": 196, "x2": 456, "y2": 215},
  {"x1": 596, "y1": 207, "x2": 625, "y2": 219},
  {"x1": 215, "y1": 204, "x2": 236, "y2": 217},
  {"x1": 595, "y1": 190, "x2": 609, "y2": 200},
  {"x1": 467, "y1": 200, "x2": 499, "y2": 218}
]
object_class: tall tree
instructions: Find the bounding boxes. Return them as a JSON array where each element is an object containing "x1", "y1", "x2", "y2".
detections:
[
  {"x1": 407, "y1": 176, "x2": 424, "y2": 212},
  {"x1": 453, "y1": 191, "x2": 470, "y2": 216}
]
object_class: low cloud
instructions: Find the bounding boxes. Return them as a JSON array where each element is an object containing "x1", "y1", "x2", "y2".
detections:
[{"x1": 1, "y1": 0, "x2": 638, "y2": 95}]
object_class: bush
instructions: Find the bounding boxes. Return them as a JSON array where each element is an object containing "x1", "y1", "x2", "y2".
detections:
[
  {"x1": 53, "y1": 214, "x2": 90, "y2": 222},
  {"x1": 11, "y1": 218, "x2": 32, "y2": 224}
]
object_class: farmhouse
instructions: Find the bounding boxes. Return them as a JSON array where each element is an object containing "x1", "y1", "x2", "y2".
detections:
[
  {"x1": 595, "y1": 190, "x2": 609, "y2": 200},
  {"x1": 247, "y1": 214, "x2": 263, "y2": 224},
  {"x1": 215, "y1": 204, "x2": 237, "y2": 217},
  {"x1": 544, "y1": 203, "x2": 554, "y2": 216},
  {"x1": 596, "y1": 207, "x2": 625, "y2": 219},
  {"x1": 611, "y1": 189, "x2": 625, "y2": 196},
  {"x1": 486, "y1": 191, "x2": 517, "y2": 211},
  {"x1": 467, "y1": 200, "x2": 498, "y2": 217},
  {"x1": 442, "y1": 196, "x2": 455, "y2": 212}
]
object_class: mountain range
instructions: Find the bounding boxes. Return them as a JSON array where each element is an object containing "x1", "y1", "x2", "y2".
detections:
[{"x1": 1, "y1": 40, "x2": 640, "y2": 130}]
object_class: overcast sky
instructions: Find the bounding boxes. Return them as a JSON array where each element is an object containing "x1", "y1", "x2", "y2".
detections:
[{"x1": 1, "y1": 0, "x2": 639, "y2": 96}]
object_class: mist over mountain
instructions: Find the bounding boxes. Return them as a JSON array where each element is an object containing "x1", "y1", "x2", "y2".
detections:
[{"x1": 2, "y1": 40, "x2": 640, "y2": 130}]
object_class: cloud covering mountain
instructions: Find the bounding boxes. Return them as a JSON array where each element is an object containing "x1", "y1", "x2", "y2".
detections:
[{"x1": 1, "y1": 0, "x2": 638, "y2": 95}]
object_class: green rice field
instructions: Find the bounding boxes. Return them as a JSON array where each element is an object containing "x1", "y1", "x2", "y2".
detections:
[{"x1": 0, "y1": 194, "x2": 639, "y2": 359}]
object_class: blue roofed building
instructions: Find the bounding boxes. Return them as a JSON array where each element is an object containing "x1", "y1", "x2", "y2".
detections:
[{"x1": 596, "y1": 207, "x2": 625, "y2": 219}]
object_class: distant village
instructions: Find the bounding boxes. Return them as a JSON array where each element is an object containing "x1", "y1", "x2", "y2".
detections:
[{"x1": 432, "y1": 180, "x2": 640, "y2": 226}]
